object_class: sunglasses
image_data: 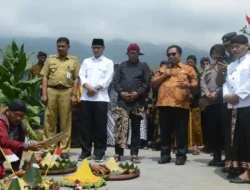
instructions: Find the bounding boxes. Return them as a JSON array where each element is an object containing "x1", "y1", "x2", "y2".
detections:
[{"x1": 167, "y1": 52, "x2": 177, "y2": 57}]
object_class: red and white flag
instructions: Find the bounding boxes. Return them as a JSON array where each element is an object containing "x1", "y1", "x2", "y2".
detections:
[
  {"x1": 246, "y1": 14, "x2": 250, "y2": 28},
  {"x1": 28, "y1": 163, "x2": 40, "y2": 168},
  {"x1": 53, "y1": 148, "x2": 63, "y2": 161},
  {"x1": 1, "y1": 149, "x2": 19, "y2": 163}
]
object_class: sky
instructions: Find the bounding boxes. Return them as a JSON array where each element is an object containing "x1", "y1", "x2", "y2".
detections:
[{"x1": 0, "y1": 0, "x2": 249, "y2": 51}]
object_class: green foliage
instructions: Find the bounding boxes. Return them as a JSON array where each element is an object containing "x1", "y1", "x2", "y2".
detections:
[
  {"x1": 61, "y1": 178, "x2": 106, "y2": 189},
  {"x1": 23, "y1": 154, "x2": 43, "y2": 186},
  {"x1": 240, "y1": 26, "x2": 250, "y2": 36},
  {"x1": 118, "y1": 162, "x2": 139, "y2": 174},
  {"x1": 0, "y1": 39, "x2": 43, "y2": 140},
  {"x1": 23, "y1": 158, "x2": 77, "y2": 171}
]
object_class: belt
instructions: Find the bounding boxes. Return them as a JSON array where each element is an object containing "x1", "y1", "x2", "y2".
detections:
[{"x1": 48, "y1": 85, "x2": 70, "y2": 90}]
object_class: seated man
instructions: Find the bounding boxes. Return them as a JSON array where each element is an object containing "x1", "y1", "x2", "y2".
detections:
[{"x1": 0, "y1": 99, "x2": 44, "y2": 178}]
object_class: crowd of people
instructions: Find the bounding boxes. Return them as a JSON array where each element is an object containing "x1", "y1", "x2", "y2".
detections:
[{"x1": 0, "y1": 32, "x2": 250, "y2": 184}]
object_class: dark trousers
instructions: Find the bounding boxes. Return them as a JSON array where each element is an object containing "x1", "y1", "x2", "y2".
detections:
[
  {"x1": 225, "y1": 106, "x2": 250, "y2": 165},
  {"x1": 115, "y1": 113, "x2": 141, "y2": 156},
  {"x1": 80, "y1": 101, "x2": 108, "y2": 157},
  {"x1": 147, "y1": 116, "x2": 154, "y2": 142},
  {"x1": 221, "y1": 103, "x2": 231, "y2": 161},
  {"x1": 201, "y1": 110, "x2": 208, "y2": 146},
  {"x1": 205, "y1": 103, "x2": 223, "y2": 161},
  {"x1": 159, "y1": 106, "x2": 189, "y2": 159}
]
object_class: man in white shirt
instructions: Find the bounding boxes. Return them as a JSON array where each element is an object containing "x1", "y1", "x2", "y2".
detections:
[
  {"x1": 223, "y1": 35, "x2": 250, "y2": 183},
  {"x1": 78, "y1": 39, "x2": 114, "y2": 162}
]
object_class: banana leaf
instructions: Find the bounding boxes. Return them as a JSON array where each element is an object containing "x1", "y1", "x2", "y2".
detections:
[
  {"x1": 6, "y1": 44, "x2": 13, "y2": 57},
  {"x1": 57, "y1": 162, "x2": 64, "y2": 170},
  {"x1": 110, "y1": 171, "x2": 122, "y2": 175},
  {"x1": 124, "y1": 162, "x2": 130, "y2": 169},
  {"x1": 50, "y1": 164, "x2": 58, "y2": 170},
  {"x1": 0, "y1": 40, "x2": 41, "y2": 140},
  {"x1": 0, "y1": 90, "x2": 10, "y2": 107},
  {"x1": 25, "y1": 120, "x2": 38, "y2": 140},
  {"x1": 16, "y1": 78, "x2": 42, "y2": 89},
  {"x1": 0, "y1": 65, "x2": 10, "y2": 77},
  {"x1": 13, "y1": 53, "x2": 27, "y2": 82},
  {"x1": 2, "y1": 82, "x2": 22, "y2": 99},
  {"x1": 11, "y1": 39, "x2": 19, "y2": 53}
]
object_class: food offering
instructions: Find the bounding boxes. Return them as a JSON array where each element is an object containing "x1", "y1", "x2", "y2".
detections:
[
  {"x1": 61, "y1": 159, "x2": 106, "y2": 189},
  {"x1": 22, "y1": 152, "x2": 77, "y2": 175},
  {"x1": 91, "y1": 157, "x2": 140, "y2": 181},
  {"x1": 0, "y1": 154, "x2": 60, "y2": 190}
]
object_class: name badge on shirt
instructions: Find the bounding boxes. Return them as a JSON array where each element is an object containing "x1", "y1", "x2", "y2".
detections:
[{"x1": 66, "y1": 72, "x2": 72, "y2": 79}]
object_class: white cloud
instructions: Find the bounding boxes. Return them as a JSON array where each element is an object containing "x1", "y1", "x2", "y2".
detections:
[{"x1": 0, "y1": 0, "x2": 249, "y2": 50}]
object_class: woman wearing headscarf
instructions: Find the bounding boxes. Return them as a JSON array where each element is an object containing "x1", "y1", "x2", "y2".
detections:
[
  {"x1": 200, "y1": 44, "x2": 226, "y2": 166},
  {"x1": 186, "y1": 55, "x2": 203, "y2": 155}
]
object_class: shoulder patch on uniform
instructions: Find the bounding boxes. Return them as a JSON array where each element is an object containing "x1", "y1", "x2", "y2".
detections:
[
  {"x1": 68, "y1": 55, "x2": 78, "y2": 60},
  {"x1": 49, "y1": 55, "x2": 57, "y2": 58}
]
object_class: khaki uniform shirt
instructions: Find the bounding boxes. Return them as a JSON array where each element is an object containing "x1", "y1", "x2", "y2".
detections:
[{"x1": 40, "y1": 55, "x2": 80, "y2": 87}]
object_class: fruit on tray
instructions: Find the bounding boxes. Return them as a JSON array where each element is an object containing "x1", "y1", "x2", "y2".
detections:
[
  {"x1": 91, "y1": 164, "x2": 111, "y2": 176},
  {"x1": 61, "y1": 159, "x2": 106, "y2": 189}
]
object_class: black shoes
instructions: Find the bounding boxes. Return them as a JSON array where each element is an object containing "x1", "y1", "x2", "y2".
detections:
[
  {"x1": 227, "y1": 173, "x2": 239, "y2": 179},
  {"x1": 175, "y1": 159, "x2": 186, "y2": 165},
  {"x1": 78, "y1": 154, "x2": 90, "y2": 161},
  {"x1": 60, "y1": 153, "x2": 69, "y2": 160},
  {"x1": 230, "y1": 177, "x2": 250, "y2": 184},
  {"x1": 175, "y1": 157, "x2": 187, "y2": 165},
  {"x1": 208, "y1": 159, "x2": 224, "y2": 167},
  {"x1": 158, "y1": 156, "x2": 187, "y2": 165},
  {"x1": 158, "y1": 156, "x2": 171, "y2": 164},
  {"x1": 95, "y1": 156, "x2": 104, "y2": 163}
]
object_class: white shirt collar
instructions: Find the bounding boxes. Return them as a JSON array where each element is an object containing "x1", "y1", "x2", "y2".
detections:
[
  {"x1": 92, "y1": 55, "x2": 104, "y2": 61},
  {"x1": 237, "y1": 53, "x2": 249, "y2": 63}
]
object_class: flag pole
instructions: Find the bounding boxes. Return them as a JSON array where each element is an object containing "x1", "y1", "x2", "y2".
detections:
[{"x1": 0, "y1": 148, "x2": 15, "y2": 174}]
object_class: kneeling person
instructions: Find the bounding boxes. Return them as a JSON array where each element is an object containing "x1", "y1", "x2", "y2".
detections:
[{"x1": 0, "y1": 100, "x2": 43, "y2": 178}]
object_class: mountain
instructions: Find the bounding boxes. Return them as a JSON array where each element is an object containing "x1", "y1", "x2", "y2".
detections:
[{"x1": 0, "y1": 37, "x2": 209, "y2": 69}]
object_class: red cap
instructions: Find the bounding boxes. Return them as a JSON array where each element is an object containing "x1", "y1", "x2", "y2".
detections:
[{"x1": 127, "y1": 43, "x2": 144, "y2": 55}]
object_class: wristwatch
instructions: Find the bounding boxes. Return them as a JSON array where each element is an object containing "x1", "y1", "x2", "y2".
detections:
[{"x1": 23, "y1": 143, "x2": 29, "y2": 151}]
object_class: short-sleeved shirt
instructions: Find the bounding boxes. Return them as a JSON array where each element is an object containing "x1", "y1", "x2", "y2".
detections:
[
  {"x1": 154, "y1": 62, "x2": 197, "y2": 109},
  {"x1": 40, "y1": 55, "x2": 80, "y2": 87},
  {"x1": 29, "y1": 63, "x2": 44, "y2": 80}
]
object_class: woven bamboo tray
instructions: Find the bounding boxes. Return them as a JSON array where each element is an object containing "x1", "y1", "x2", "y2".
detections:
[
  {"x1": 106, "y1": 170, "x2": 140, "y2": 181},
  {"x1": 40, "y1": 166, "x2": 77, "y2": 175}
]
